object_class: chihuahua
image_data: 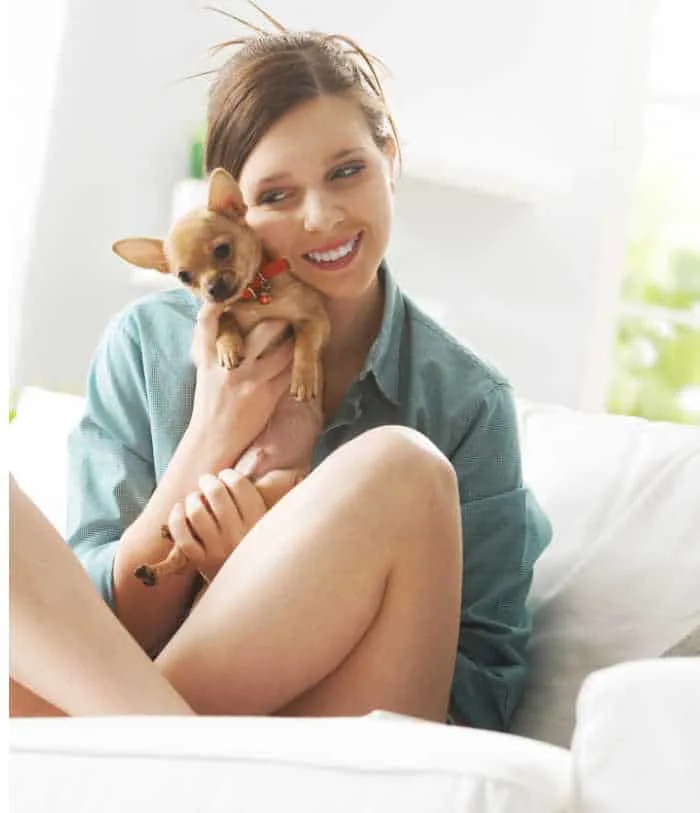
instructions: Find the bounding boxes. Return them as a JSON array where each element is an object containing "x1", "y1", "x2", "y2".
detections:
[{"x1": 113, "y1": 167, "x2": 330, "y2": 587}]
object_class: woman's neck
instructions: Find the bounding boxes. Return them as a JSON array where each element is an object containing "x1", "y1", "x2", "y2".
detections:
[
  {"x1": 321, "y1": 278, "x2": 385, "y2": 368},
  {"x1": 320, "y1": 278, "x2": 385, "y2": 418}
]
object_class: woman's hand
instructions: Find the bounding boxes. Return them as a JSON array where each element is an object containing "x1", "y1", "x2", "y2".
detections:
[
  {"x1": 186, "y1": 304, "x2": 293, "y2": 467},
  {"x1": 166, "y1": 469, "x2": 268, "y2": 584}
]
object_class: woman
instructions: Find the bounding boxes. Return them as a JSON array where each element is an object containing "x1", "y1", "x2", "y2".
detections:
[{"x1": 17, "y1": 27, "x2": 550, "y2": 726}]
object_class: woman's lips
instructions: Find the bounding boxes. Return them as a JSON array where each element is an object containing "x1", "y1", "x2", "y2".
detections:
[{"x1": 302, "y1": 232, "x2": 363, "y2": 271}]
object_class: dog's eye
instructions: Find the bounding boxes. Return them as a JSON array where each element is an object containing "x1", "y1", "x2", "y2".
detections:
[
  {"x1": 178, "y1": 270, "x2": 193, "y2": 285},
  {"x1": 213, "y1": 243, "x2": 231, "y2": 260}
]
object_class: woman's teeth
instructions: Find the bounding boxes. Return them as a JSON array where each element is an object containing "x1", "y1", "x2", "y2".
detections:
[{"x1": 305, "y1": 235, "x2": 358, "y2": 263}]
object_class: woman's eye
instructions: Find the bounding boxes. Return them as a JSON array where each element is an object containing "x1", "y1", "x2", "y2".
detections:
[
  {"x1": 330, "y1": 162, "x2": 365, "y2": 180},
  {"x1": 213, "y1": 243, "x2": 231, "y2": 260},
  {"x1": 258, "y1": 189, "x2": 288, "y2": 205}
]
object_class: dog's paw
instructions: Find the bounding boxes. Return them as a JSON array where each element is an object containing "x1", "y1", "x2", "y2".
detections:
[
  {"x1": 291, "y1": 363, "x2": 320, "y2": 401},
  {"x1": 134, "y1": 565, "x2": 158, "y2": 587},
  {"x1": 216, "y1": 336, "x2": 243, "y2": 370}
]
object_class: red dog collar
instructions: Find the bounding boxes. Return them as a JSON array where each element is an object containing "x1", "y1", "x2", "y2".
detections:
[{"x1": 239, "y1": 257, "x2": 290, "y2": 304}]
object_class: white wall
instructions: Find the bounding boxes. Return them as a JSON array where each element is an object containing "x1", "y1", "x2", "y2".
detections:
[{"x1": 10, "y1": 0, "x2": 656, "y2": 408}]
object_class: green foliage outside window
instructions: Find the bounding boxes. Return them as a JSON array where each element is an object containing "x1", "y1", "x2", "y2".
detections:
[
  {"x1": 189, "y1": 125, "x2": 206, "y2": 180},
  {"x1": 607, "y1": 105, "x2": 700, "y2": 426}
]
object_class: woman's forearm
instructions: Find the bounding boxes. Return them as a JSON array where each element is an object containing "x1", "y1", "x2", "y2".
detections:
[{"x1": 112, "y1": 426, "x2": 250, "y2": 652}]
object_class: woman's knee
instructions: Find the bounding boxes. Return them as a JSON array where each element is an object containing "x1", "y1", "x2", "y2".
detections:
[
  {"x1": 354, "y1": 425, "x2": 456, "y2": 485},
  {"x1": 338, "y1": 426, "x2": 460, "y2": 524}
]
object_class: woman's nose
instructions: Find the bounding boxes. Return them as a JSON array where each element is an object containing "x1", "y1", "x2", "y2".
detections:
[{"x1": 302, "y1": 190, "x2": 344, "y2": 232}]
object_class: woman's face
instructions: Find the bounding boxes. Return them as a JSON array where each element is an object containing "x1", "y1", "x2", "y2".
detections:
[{"x1": 239, "y1": 94, "x2": 395, "y2": 303}]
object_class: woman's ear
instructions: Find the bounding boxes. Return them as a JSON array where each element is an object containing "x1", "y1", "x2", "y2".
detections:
[{"x1": 382, "y1": 136, "x2": 398, "y2": 191}]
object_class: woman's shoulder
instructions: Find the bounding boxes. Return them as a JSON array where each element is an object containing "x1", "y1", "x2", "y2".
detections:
[
  {"x1": 104, "y1": 287, "x2": 199, "y2": 346},
  {"x1": 397, "y1": 296, "x2": 518, "y2": 456},
  {"x1": 402, "y1": 295, "x2": 510, "y2": 398}
]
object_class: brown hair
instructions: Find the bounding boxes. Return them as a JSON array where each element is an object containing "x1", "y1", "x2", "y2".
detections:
[{"x1": 204, "y1": 6, "x2": 400, "y2": 180}]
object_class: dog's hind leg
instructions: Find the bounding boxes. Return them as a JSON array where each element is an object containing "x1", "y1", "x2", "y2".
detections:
[{"x1": 133, "y1": 526, "x2": 191, "y2": 587}]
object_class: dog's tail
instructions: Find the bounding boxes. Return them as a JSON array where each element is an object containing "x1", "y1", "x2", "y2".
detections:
[{"x1": 133, "y1": 525, "x2": 189, "y2": 587}]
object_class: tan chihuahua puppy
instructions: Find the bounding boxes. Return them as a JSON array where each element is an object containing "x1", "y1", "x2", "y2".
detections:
[{"x1": 113, "y1": 168, "x2": 330, "y2": 587}]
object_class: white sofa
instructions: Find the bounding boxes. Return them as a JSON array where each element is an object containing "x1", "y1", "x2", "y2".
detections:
[{"x1": 8, "y1": 386, "x2": 700, "y2": 813}]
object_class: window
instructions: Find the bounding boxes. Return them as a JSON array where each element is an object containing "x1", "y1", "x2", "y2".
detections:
[{"x1": 607, "y1": 0, "x2": 700, "y2": 425}]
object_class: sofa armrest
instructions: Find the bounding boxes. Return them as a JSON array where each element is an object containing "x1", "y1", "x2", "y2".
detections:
[
  {"x1": 571, "y1": 658, "x2": 700, "y2": 813},
  {"x1": 10, "y1": 713, "x2": 571, "y2": 813}
]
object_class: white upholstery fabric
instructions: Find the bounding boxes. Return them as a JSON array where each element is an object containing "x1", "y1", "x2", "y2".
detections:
[
  {"x1": 571, "y1": 658, "x2": 700, "y2": 813},
  {"x1": 511, "y1": 401, "x2": 700, "y2": 747},
  {"x1": 8, "y1": 386, "x2": 85, "y2": 536},
  {"x1": 10, "y1": 713, "x2": 571, "y2": 813}
]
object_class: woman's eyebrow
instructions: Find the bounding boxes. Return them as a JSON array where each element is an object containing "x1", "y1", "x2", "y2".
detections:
[
  {"x1": 329, "y1": 146, "x2": 366, "y2": 162},
  {"x1": 256, "y1": 147, "x2": 367, "y2": 186},
  {"x1": 257, "y1": 170, "x2": 292, "y2": 185}
]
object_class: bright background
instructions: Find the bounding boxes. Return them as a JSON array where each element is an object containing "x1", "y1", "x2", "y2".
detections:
[{"x1": 7, "y1": 0, "x2": 699, "y2": 423}]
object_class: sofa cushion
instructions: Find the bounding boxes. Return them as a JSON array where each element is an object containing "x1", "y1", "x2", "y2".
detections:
[
  {"x1": 511, "y1": 400, "x2": 700, "y2": 747},
  {"x1": 10, "y1": 713, "x2": 571, "y2": 813},
  {"x1": 571, "y1": 658, "x2": 700, "y2": 813}
]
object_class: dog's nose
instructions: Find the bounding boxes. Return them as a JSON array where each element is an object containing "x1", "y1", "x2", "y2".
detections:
[{"x1": 207, "y1": 278, "x2": 236, "y2": 302}]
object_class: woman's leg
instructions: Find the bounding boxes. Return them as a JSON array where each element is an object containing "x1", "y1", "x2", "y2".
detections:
[
  {"x1": 157, "y1": 426, "x2": 463, "y2": 722},
  {"x1": 9, "y1": 475, "x2": 193, "y2": 717},
  {"x1": 10, "y1": 678, "x2": 67, "y2": 717}
]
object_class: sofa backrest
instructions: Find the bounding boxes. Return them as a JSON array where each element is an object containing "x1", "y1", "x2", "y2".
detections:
[{"x1": 511, "y1": 400, "x2": 700, "y2": 747}]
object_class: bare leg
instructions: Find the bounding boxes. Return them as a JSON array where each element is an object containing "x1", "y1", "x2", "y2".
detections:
[
  {"x1": 157, "y1": 426, "x2": 463, "y2": 721},
  {"x1": 9, "y1": 475, "x2": 193, "y2": 716},
  {"x1": 10, "y1": 678, "x2": 67, "y2": 717}
]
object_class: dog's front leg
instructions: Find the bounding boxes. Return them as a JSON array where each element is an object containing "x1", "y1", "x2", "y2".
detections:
[
  {"x1": 290, "y1": 314, "x2": 330, "y2": 400},
  {"x1": 216, "y1": 310, "x2": 245, "y2": 370}
]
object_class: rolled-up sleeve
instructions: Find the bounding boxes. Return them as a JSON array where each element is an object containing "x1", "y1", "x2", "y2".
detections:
[
  {"x1": 66, "y1": 316, "x2": 156, "y2": 610},
  {"x1": 449, "y1": 383, "x2": 551, "y2": 730}
]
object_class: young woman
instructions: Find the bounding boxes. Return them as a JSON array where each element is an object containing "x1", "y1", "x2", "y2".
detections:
[{"x1": 18, "y1": 27, "x2": 551, "y2": 727}]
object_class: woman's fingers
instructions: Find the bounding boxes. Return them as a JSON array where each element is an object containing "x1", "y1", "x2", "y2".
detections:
[
  {"x1": 197, "y1": 474, "x2": 244, "y2": 549},
  {"x1": 219, "y1": 468, "x2": 268, "y2": 532},
  {"x1": 193, "y1": 306, "x2": 291, "y2": 372},
  {"x1": 165, "y1": 471, "x2": 266, "y2": 581},
  {"x1": 191, "y1": 302, "x2": 226, "y2": 367},
  {"x1": 166, "y1": 502, "x2": 205, "y2": 568},
  {"x1": 184, "y1": 491, "x2": 220, "y2": 545}
]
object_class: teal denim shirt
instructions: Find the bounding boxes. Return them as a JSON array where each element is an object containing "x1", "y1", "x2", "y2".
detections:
[{"x1": 67, "y1": 263, "x2": 551, "y2": 731}]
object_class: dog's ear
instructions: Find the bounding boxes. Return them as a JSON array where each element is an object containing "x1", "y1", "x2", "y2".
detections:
[
  {"x1": 208, "y1": 168, "x2": 247, "y2": 219},
  {"x1": 112, "y1": 238, "x2": 169, "y2": 273}
]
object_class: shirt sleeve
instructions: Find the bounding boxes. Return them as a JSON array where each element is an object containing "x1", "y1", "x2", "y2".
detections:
[
  {"x1": 66, "y1": 315, "x2": 156, "y2": 610},
  {"x1": 448, "y1": 382, "x2": 551, "y2": 731}
]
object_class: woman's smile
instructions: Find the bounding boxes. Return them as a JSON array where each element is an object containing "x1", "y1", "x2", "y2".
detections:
[{"x1": 302, "y1": 231, "x2": 363, "y2": 272}]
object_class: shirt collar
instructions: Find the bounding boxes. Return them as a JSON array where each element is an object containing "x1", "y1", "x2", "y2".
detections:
[{"x1": 360, "y1": 261, "x2": 404, "y2": 406}]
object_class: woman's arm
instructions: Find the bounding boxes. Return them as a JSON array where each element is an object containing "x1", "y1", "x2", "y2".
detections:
[
  {"x1": 448, "y1": 383, "x2": 552, "y2": 730},
  {"x1": 67, "y1": 304, "x2": 292, "y2": 654}
]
